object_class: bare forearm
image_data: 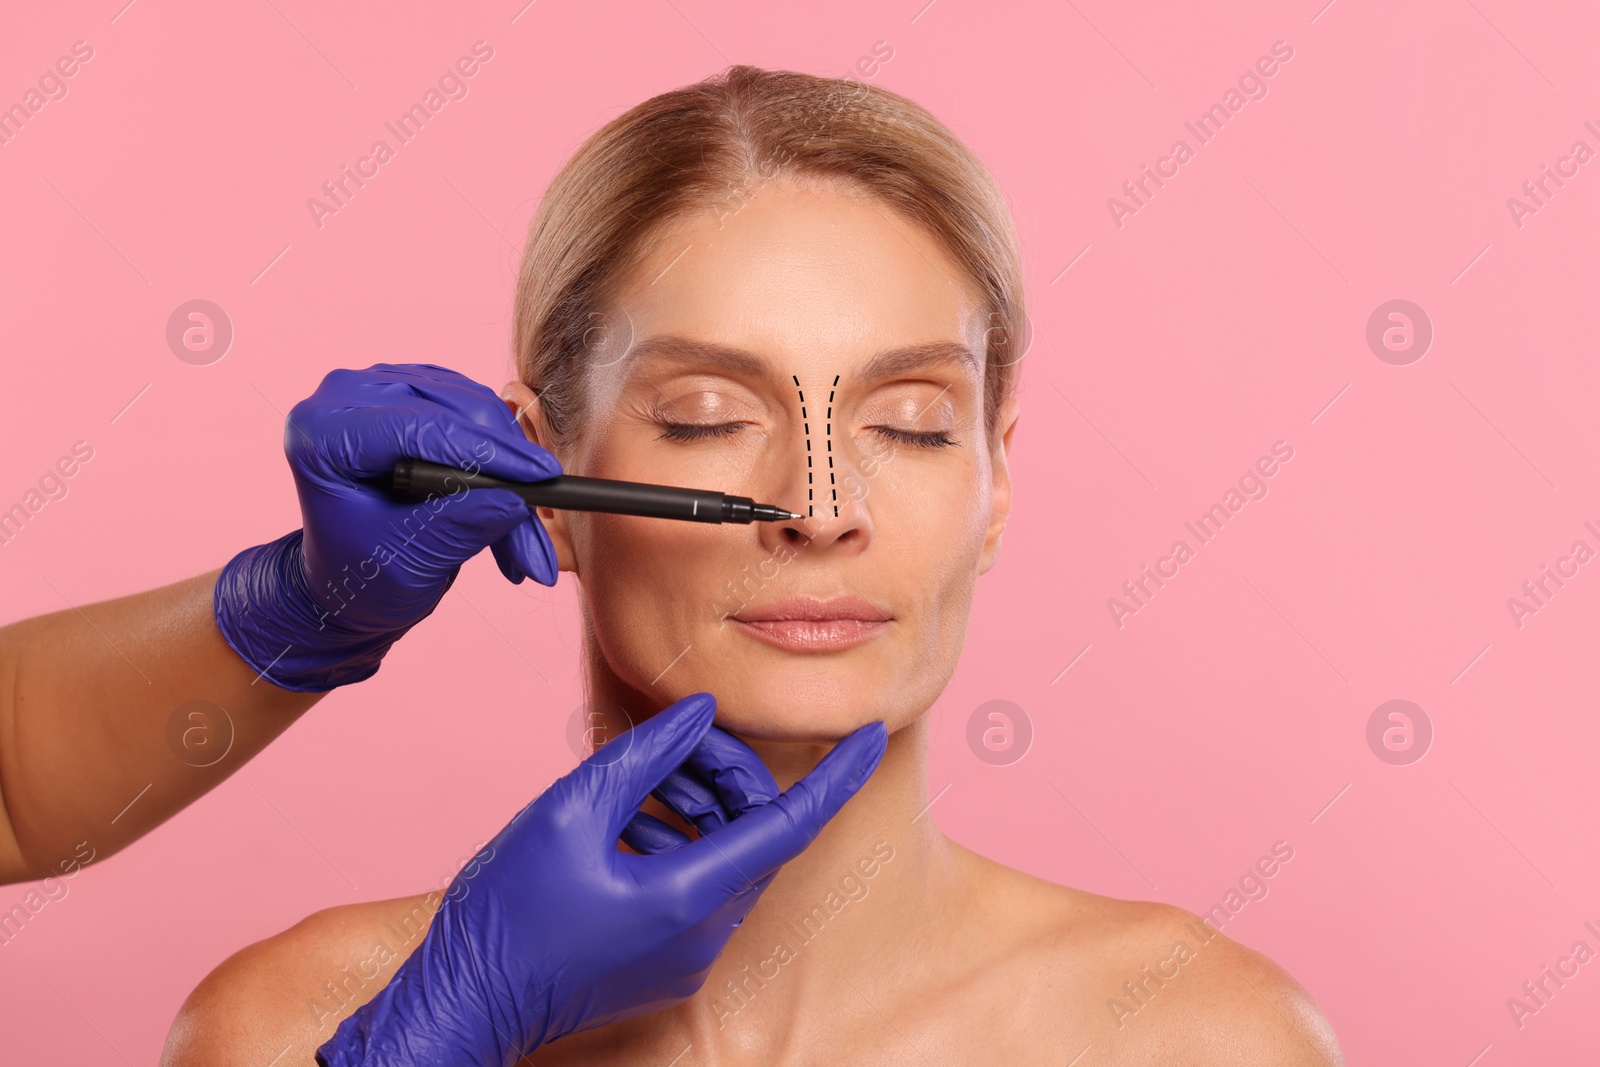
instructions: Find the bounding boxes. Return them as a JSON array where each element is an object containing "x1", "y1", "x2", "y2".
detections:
[{"x1": 0, "y1": 568, "x2": 323, "y2": 883}]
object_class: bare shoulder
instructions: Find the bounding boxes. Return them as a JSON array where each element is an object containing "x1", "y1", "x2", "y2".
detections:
[
  {"x1": 948, "y1": 846, "x2": 1344, "y2": 1066},
  {"x1": 1095, "y1": 899, "x2": 1343, "y2": 1065},
  {"x1": 161, "y1": 893, "x2": 440, "y2": 1067}
]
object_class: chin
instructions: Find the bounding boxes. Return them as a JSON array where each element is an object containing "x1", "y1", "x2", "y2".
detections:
[
  {"x1": 712, "y1": 704, "x2": 878, "y2": 745},
  {"x1": 658, "y1": 611, "x2": 962, "y2": 740},
  {"x1": 677, "y1": 658, "x2": 933, "y2": 744}
]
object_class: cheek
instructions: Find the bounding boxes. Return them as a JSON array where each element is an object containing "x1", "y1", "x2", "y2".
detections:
[
  {"x1": 884, "y1": 444, "x2": 989, "y2": 539},
  {"x1": 928, "y1": 493, "x2": 989, "y2": 625},
  {"x1": 571, "y1": 512, "x2": 734, "y2": 679},
  {"x1": 868, "y1": 448, "x2": 990, "y2": 615}
]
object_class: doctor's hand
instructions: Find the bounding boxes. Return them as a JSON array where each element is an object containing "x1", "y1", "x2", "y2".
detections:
[
  {"x1": 315, "y1": 692, "x2": 889, "y2": 1067},
  {"x1": 214, "y1": 362, "x2": 560, "y2": 692}
]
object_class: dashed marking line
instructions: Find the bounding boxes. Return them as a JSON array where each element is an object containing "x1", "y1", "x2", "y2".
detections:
[
  {"x1": 794, "y1": 375, "x2": 813, "y2": 517},
  {"x1": 827, "y1": 375, "x2": 839, "y2": 516}
]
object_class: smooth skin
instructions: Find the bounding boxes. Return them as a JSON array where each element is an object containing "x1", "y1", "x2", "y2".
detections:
[
  {"x1": 165, "y1": 176, "x2": 1344, "y2": 1066},
  {"x1": 0, "y1": 571, "x2": 322, "y2": 885}
]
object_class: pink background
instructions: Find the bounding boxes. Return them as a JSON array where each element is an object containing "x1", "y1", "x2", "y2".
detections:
[{"x1": 3, "y1": 0, "x2": 1598, "y2": 1062}]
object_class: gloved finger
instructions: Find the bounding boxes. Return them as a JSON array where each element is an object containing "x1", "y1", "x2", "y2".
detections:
[
  {"x1": 566, "y1": 692, "x2": 718, "y2": 841},
  {"x1": 318, "y1": 362, "x2": 513, "y2": 416},
  {"x1": 290, "y1": 394, "x2": 560, "y2": 486},
  {"x1": 621, "y1": 811, "x2": 691, "y2": 855},
  {"x1": 627, "y1": 733, "x2": 771, "y2": 851},
  {"x1": 489, "y1": 513, "x2": 558, "y2": 587},
  {"x1": 323, "y1": 476, "x2": 533, "y2": 588},
  {"x1": 681, "y1": 725, "x2": 781, "y2": 820},
  {"x1": 375, "y1": 364, "x2": 523, "y2": 431},
  {"x1": 662, "y1": 721, "x2": 887, "y2": 896},
  {"x1": 367, "y1": 362, "x2": 479, "y2": 391},
  {"x1": 489, "y1": 536, "x2": 526, "y2": 584},
  {"x1": 652, "y1": 726, "x2": 779, "y2": 836},
  {"x1": 410, "y1": 405, "x2": 561, "y2": 485},
  {"x1": 649, "y1": 767, "x2": 722, "y2": 837},
  {"x1": 370, "y1": 367, "x2": 560, "y2": 491},
  {"x1": 385, "y1": 484, "x2": 542, "y2": 571},
  {"x1": 345, "y1": 363, "x2": 519, "y2": 431}
]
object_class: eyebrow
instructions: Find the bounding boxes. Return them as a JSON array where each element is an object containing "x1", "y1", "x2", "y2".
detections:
[{"x1": 624, "y1": 335, "x2": 980, "y2": 383}]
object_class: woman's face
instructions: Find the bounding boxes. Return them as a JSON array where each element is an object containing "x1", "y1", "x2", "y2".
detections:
[{"x1": 519, "y1": 177, "x2": 1018, "y2": 741}]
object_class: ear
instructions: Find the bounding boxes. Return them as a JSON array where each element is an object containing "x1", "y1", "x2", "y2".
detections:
[
  {"x1": 977, "y1": 391, "x2": 1019, "y2": 576},
  {"x1": 501, "y1": 380, "x2": 578, "y2": 575}
]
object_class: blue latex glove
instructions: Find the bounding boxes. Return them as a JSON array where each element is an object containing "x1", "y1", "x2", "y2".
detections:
[
  {"x1": 316, "y1": 693, "x2": 888, "y2": 1067},
  {"x1": 623, "y1": 716, "x2": 783, "y2": 853},
  {"x1": 214, "y1": 363, "x2": 561, "y2": 692}
]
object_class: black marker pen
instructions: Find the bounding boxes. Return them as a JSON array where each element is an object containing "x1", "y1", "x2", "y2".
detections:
[{"x1": 389, "y1": 459, "x2": 800, "y2": 525}]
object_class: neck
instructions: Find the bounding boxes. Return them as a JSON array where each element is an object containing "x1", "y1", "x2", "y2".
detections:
[
  {"x1": 694, "y1": 714, "x2": 959, "y2": 1036},
  {"x1": 582, "y1": 649, "x2": 964, "y2": 1056}
]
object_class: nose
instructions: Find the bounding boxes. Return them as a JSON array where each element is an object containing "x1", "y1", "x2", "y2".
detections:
[{"x1": 757, "y1": 379, "x2": 872, "y2": 555}]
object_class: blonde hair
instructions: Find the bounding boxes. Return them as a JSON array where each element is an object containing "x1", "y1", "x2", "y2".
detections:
[{"x1": 513, "y1": 64, "x2": 1026, "y2": 453}]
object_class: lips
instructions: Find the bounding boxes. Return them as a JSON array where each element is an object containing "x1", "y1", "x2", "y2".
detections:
[
  {"x1": 731, "y1": 594, "x2": 892, "y2": 652},
  {"x1": 735, "y1": 594, "x2": 888, "y2": 623}
]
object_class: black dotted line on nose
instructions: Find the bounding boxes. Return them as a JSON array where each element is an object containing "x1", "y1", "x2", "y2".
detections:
[
  {"x1": 793, "y1": 375, "x2": 812, "y2": 518},
  {"x1": 826, "y1": 375, "x2": 839, "y2": 517}
]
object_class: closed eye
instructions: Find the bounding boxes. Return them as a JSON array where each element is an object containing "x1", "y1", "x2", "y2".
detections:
[
  {"x1": 872, "y1": 427, "x2": 957, "y2": 448},
  {"x1": 654, "y1": 423, "x2": 956, "y2": 448},
  {"x1": 655, "y1": 422, "x2": 746, "y2": 442}
]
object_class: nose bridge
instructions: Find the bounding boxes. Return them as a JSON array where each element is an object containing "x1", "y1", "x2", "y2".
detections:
[{"x1": 760, "y1": 374, "x2": 870, "y2": 551}]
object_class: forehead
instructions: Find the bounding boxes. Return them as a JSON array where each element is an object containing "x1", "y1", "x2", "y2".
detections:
[{"x1": 606, "y1": 178, "x2": 988, "y2": 380}]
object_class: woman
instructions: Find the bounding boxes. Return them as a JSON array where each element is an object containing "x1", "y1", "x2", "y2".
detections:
[{"x1": 166, "y1": 65, "x2": 1344, "y2": 1065}]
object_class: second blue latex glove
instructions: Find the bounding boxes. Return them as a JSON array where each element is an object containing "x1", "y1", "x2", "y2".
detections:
[
  {"x1": 214, "y1": 363, "x2": 561, "y2": 691},
  {"x1": 316, "y1": 693, "x2": 888, "y2": 1066}
]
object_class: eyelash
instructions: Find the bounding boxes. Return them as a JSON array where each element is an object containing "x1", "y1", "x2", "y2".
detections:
[{"x1": 655, "y1": 422, "x2": 956, "y2": 448}]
